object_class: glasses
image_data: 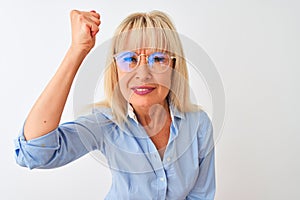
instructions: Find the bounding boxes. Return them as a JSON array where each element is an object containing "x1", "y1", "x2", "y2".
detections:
[{"x1": 114, "y1": 51, "x2": 175, "y2": 73}]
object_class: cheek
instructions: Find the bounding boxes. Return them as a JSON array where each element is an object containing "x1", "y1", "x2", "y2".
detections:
[
  {"x1": 158, "y1": 86, "x2": 171, "y2": 99},
  {"x1": 155, "y1": 70, "x2": 172, "y2": 89},
  {"x1": 117, "y1": 70, "x2": 134, "y2": 102}
]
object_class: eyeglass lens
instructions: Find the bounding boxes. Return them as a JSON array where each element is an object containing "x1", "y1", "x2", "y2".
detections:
[{"x1": 115, "y1": 51, "x2": 171, "y2": 72}]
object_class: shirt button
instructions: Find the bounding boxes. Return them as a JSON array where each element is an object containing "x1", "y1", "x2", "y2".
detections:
[
  {"x1": 167, "y1": 157, "x2": 171, "y2": 162},
  {"x1": 160, "y1": 177, "x2": 165, "y2": 182}
]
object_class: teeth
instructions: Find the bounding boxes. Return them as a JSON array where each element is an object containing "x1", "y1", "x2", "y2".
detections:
[{"x1": 136, "y1": 88, "x2": 150, "y2": 92}]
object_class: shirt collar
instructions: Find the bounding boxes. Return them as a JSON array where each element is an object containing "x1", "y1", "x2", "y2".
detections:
[
  {"x1": 127, "y1": 102, "x2": 185, "y2": 124},
  {"x1": 127, "y1": 103, "x2": 139, "y2": 124}
]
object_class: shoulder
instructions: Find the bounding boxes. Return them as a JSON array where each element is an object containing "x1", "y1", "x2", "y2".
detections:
[
  {"x1": 198, "y1": 110, "x2": 212, "y2": 127},
  {"x1": 92, "y1": 106, "x2": 113, "y2": 119},
  {"x1": 183, "y1": 109, "x2": 213, "y2": 139},
  {"x1": 184, "y1": 108, "x2": 212, "y2": 126},
  {"x1": 72, "y1": 106, "x2": 115, "y2": 127},
  {"x1": 170, "y1": 103, "x2": 212, "y2": 130}
]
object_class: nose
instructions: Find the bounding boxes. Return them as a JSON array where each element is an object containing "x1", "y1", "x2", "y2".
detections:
[
  {"x1": 135, "y1": 60, "x2": 152, "y2": 81},
  {"x1": 139, "y1": 54, "x2": 148, "y2": 66}
]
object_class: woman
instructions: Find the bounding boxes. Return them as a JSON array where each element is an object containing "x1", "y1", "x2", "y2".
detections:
[{"x1": 14, "y1": 10, "x2": 215, "y2": 199}]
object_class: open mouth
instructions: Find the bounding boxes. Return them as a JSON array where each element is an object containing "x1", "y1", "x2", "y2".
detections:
[{"x1": 131, "y1": 86, "x2": 156, "y2": 95}]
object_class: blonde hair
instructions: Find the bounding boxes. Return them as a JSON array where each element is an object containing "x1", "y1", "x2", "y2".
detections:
[{"x1": 95, "y1": 10, "x2": 198, "y2": 125}]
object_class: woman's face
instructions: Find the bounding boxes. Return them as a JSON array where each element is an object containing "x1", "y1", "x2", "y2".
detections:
[{"x1": 116, "y1": 48, "x2": 173, "y2": 109}]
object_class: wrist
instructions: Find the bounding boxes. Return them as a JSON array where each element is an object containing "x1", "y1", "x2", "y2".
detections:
[
  {"x1": 63, "y1": 46, "x2": 90, "y2": 72},
  {"x1": 69, "y1": 44, "x2": 92, "y2": 56}
]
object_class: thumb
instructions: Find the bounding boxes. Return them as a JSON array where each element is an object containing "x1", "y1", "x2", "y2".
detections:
[{"x1": 83, "y1": 23, "x2": 93, "y2": 38}]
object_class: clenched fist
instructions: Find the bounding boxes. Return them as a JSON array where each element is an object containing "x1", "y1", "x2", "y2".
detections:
[{"x1": 70, "y1": 10, "x2": 101, "y2": 53}]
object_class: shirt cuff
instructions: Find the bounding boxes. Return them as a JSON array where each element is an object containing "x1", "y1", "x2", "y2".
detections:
[{"x1": 14, "y1": 124, "x2": 60, "y2": 169}]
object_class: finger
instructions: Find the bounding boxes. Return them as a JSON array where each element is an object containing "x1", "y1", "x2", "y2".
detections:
[
  {"x1": 89, "y1": 23, "x2": 98, "y2": 31},
  {"x1": 84, "y1": 18, "x2": 98, "y2": 31},
  {"x1": 89, "y1": 10, "x2": 100, "y2": 19},
  {"x1": 81, "y1": 11, "x2": 100, "y2": 24},
  {"x1": 92, "y1": 28, "x2": 99, "y2": 37},
  {"x1": 89, "y1": 23, "x2": 99, "y2": 37},
  {"x1": 82, "y1": 21, "x2": 96, "y2": 35},
  {"x1": 83, "y1": 23, "x2": 92, "y2": 36},
  {"x1": 90, "y1": 16, "x2": 101, "y2": 26},
  {"x1": 78, "y1": 13, "x2": 100, "y2": 36}
]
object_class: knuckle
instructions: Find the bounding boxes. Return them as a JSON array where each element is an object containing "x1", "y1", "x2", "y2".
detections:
[
  {"x1": 93, "y1": 13, "x2": 100, "y2": 19},
  {"x1": 70, "y1": 9, "x2": 79, "y2": 17},
  {"x1": 78, "y1": 14, "x2": 84, "y2": 21},
  {"x1": 95, "y1": 19, "x2": 101, "y2": 25}
]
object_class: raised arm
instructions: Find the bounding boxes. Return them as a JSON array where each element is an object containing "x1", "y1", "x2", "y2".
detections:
[{"x1": 24, "y1": 10, "x2": 101, "y2": 141}]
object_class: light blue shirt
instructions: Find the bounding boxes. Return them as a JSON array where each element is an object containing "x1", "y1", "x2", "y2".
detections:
[{"x1": 14, "y1": 104, "x2": 215, "y2": 200}]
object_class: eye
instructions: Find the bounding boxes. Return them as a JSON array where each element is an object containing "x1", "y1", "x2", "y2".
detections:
[
  {"x1": 153, "y1": 56, "x2": 165, "y2": 63},
  {"x1": 149, "y1": 52, "x2": 168, "y2": 64},
  {"x1": 116, "y1": 52, "x2": 138, "y2": 64},
  {"x1": 123, "y1": 56, "x2": 138, "y2": 63}
]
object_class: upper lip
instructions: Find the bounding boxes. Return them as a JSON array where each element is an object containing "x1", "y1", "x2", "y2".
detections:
[{"x1": 131, "y1": 85, "x2": 156, "y2": 90}]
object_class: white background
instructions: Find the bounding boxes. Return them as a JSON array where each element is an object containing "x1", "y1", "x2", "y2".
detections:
[{"x1": 1, "y1": 0, "x2": 299, "y2": 199}]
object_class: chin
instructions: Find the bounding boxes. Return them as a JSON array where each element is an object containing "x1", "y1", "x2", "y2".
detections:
[
  {"x1": 130, "y1": 99, "x2": 157, "y2": 108},
  {"x1": 129, "y1": 95, "x2": 168, "y2": 109}
]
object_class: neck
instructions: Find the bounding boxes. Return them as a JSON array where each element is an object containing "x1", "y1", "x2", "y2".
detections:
[{"x1": 132, "y1": 100, "x2": 171, "y2": 136}]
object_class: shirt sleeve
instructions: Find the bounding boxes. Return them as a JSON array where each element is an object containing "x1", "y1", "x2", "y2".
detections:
[
  {"x1": 14, "y1": 111, "x2": 106, "y2": 170},
  {"x1": 186, "y1": 111, "x2": 216, "y2": 200}
]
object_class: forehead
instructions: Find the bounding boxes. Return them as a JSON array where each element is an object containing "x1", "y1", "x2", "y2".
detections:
[{"x1": 114, "y1": 28, "x2": 171, "y2": 53}]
